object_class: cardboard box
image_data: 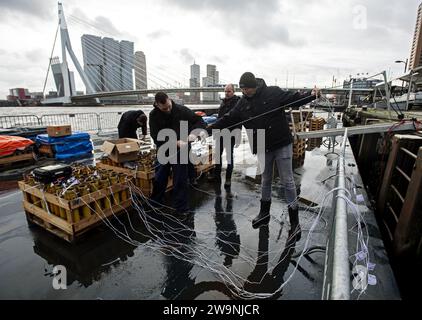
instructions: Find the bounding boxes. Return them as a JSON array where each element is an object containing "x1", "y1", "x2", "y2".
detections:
[
  {"x1": 101, "y1": 138, "x2": 142, "y2": 163},
  {"x1": 47, "y1": 125, "x2": 72, "y2": 137}
]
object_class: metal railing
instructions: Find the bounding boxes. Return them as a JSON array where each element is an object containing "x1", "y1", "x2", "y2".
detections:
[
  {"x1": 40, "y1": 113, "x2": 99, "y2": 133},
  {"x1": 0, "y1": 112, "x2": 126, "y2": 134},
  {"x1": 98, "y1": 111, "x2": 124, "y2": 132},
  {"x1": 0, "y1": 115, "x2": 41, "y2": 129},
  {"x1": 331, "y1": 128, "x2": 350, "y2": 299},
  {"x1": 322, "y1": 128, "x2": 351, "y2": 300}
]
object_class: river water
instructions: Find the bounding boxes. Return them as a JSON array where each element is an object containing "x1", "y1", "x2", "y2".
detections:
[{"x1": 0, "y1": 104, "x2": 219, "y2": 117}]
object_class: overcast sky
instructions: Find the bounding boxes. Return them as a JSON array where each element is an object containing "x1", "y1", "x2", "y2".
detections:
[{"x1": 0, "y1": 0, "x2": 419, "y2": 98}]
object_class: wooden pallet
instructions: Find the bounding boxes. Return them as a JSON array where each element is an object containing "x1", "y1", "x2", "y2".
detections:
[
  {"x1": 195, "y1": 162, "x2": 215, "y2": 175},
  {"x1": 290, "y1": 121, "x2": 308, "y2": 132},
  {"x1": 19, "y1": 180, "x2": 131, "y2": 243},
  {"x1": 291, "y1": 110, "x2": 313, "y2": 123},
  {"x1": 309, "y1": 117, "x2": 326, "y2": 131},
  {"x1": 307, "y1": 138, "x2": 323, "y2": 151},
  {"x1": 38, "y1": 144, "x2": 55, "y2": 158},
  {"x1": 96, "y1": 162, "x2": 173, "y2": 197},
  {"x1": 292, "y1": 157, "x2": 305, "y2": 168},
  {"x1": 0, "y1": 152, "x2": 35, "y2": 166}
]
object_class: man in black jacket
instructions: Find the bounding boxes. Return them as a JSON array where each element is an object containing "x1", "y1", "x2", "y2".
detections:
[
  {"x1": 118, "y1": 110, "x2": 147, "y2": 139},
  {"x1": 209, "y1": 72, "x2": 319, "y2": 233},
  {"x1": 149, "y1": 92, "x2": 206, "y2": 216},
  {"x1": 212, "y1": 84, "x2": 241, "y2": 189}
]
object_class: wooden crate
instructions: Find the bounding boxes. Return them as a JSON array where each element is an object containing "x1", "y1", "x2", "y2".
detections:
[
  {"x1": 38, "y1": 144, "x2": 55, "y2": 158},
  {"x1": 291, "y1": 110, "x2": 313, "y2": 123},
  {"x1": 293, "y1": 139, "x2": 306, "y2": 159},
  {"x1": 18, "y1": 180, "x2": 131, "y2": 243},
  {"x1": 307, "y1": 138, "x2": 323, "y2": 151},
  {"x1": 309, "y1": 117, "x2": 326, "y2": 131},
  {"x1": 293, "y1": 156, "x2": 305, "y2": 169},
  {"x1": 96, "y1": 162, "x2": 173, "y2": 197},
  {"x1": 195, "y1": 162, "x2": 215, "y2": 175}
]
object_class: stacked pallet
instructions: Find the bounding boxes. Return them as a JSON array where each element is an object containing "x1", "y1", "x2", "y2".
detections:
[
  {"x1": 19, "y1": 165, "x2": 133, "y2": 243},
  {"x1": 307, "y1": 117, "x2": 326, "y2": 151},
  {"x1": 290, "y1": 120, "x2": 306, "y2": 161},
  {"x1": 0, "y1": 147, "x2": 35, "y2": 167},
  {"x1": 309, "y1": 117, "x2": 326, "y2": 131},
  {"x1": 0, "y1": 136, "x2": 35, "y2": 168},
  {"x1": 38, "y1": 144, "x2": 54, "y2": 158},
  {"x1": 290, "y1": 110, "x2": 313, "y2": 125}
]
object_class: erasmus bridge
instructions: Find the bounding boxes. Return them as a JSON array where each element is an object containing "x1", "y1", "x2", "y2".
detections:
[{"x1": 46, "y1": 3, "x2": 375, "y2": 106}]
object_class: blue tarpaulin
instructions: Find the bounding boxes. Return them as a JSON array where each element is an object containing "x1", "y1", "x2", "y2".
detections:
[
  {"x1": 36, "y1": 131, "x2": 93, "y2": 160},
  {"x1": 202, "y1": 116, "x2": 217, "y2": 125}
]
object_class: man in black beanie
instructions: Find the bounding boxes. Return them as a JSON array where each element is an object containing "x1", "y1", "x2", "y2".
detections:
[{"x1": 209, "y1": 72, "x2": 320, "y2": 236}]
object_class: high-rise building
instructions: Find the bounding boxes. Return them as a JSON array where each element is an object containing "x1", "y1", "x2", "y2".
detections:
[
  {"x1": 81, "y1": 35, "x2": 103, "y2": 91},
  {"x1": 81, "y1": 34, "x2": 134, "y2": 91},
  {"x1": 409, "y1": 2, "x2": 422, "y2": 70},
  {"x1": 134, "y1": 51, "x2": 147, "y2": 90},
  {"x1": 120, "y1": 40, "x2": 134, "y2": 90},
  {"x1": 7, "y1": 88, "x2": 30, "y2": 101},
  {"x1": 203, "y1": 64, "x2": 219, "y2": 102},
  {"x1": 189, "y1": 62, "x2": 200, "y2": 103},
  {"x1": 202, "y1": 76, "x2": 214, "y2": 102},
  {"x1": 103, "y1": 37, "x2": 121, "y2": 91},
  {"x1": 50, "y1": 56, "x2": 75, "y2": 96},
  {"x1": 190, "y1": 62, "x2": 200, "y2": 85}
]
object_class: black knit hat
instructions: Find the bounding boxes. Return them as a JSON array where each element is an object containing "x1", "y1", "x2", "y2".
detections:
[{"x1": 239, "y1": 72, "x2": 257, "y2": 88}]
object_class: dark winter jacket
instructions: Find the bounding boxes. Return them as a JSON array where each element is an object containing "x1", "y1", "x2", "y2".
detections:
[
  {"x1": 149, "y1": 100, "x2": 206, "y2": 150},
  {"x1": 216, "y1": 94, "x2": 242, "y2": 144},
  {"x1": 118, "y1": 110, "x2": 147, "y2": 139},
  {"x1": 211, "y1": 79, "x2": 316, "y2": 154},
  {"x1": 218, "y1": 95, "x2": 241, "y2": 126}
]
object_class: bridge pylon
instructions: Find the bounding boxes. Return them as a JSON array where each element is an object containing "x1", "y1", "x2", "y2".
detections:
[{"x1": 47, "y1": 2, "x2": 96, "y2": 105}]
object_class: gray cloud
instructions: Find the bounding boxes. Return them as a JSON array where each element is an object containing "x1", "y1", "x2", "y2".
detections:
[
  {"x1": 361, "y1": 0, "x2": 420, "y2": 32},
  {"x1": 160, "y1": 0, "x2": 280, "y2": 14},
  {"x1": 160, "y1": 0, "x2": 301, "y2": 48},
  {"x1": 69, "y1": 8, "x2": 137, "y2": 41},
  {"x1": 179, "y1": 48, "x2": 195, "y2": 64},
  {"x1": 24, "y1": 49, "x2": 45, "y2": 63},
  {"x1": 93, "y1": 16, "x2": 124, "y2": 37},
  {"x1": 230, "y1": 18, "x2": 303, "y2": 48},
  {"x1": 210, "y1": 55, "x2": 226, "y2": 64},
  {"x1": 70, "y1": 8, "x2": 122, "y2": 36},
  {"x1": 147, "y1": 30, "x2": 171, "y2": 40},
  {"x1": 0, "y1": 0, "x2": 54, "y2": 19}
]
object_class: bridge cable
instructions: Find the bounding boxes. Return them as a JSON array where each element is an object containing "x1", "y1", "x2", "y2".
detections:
[{"x1": 42, "y1": 23, "x2": 60, "y2": 97}]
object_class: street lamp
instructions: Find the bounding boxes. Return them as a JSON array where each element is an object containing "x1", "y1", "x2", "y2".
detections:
[
  {"x1": 395, "y1": 59, "x2": 408, "y2": 73},
  {"x1": 395, "y1": 59, "x2": 409, "y2": 94}
]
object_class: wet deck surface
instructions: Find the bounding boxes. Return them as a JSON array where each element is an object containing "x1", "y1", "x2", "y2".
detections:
[{"x1": 0, "y1": 134, "x2": 401, "y2": 300}]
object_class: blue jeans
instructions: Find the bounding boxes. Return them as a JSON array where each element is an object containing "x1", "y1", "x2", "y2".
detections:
[
  {"x1": 259, "y1": 143, "x2": 297, "y2": 209},
  {"x1": 151, "y1": 162, "x2": 189, "y2": 212}
]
